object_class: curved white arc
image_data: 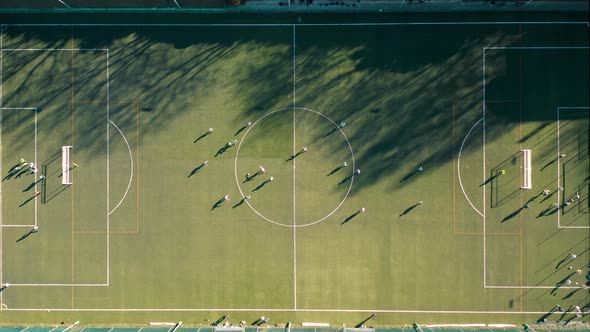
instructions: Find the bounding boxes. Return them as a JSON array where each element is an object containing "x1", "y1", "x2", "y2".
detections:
[
  {"x1": 457, "y1": 118, "x2": 485, "y2": 218},
  {"x1": 108, "y1": 119, "x2": 134, "y2": 216},
  {"x1": 234, "y1": 107, "x2": 355, "y2": 228}
]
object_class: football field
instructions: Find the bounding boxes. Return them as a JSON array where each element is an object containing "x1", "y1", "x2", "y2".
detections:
[{"x1": 0, "y1": 16, "x2": 588, "y2": 325}]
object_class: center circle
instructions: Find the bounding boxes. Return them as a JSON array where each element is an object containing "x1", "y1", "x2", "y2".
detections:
[{"x1": 234, "y1": 107, "x2": 355, "y2": 228}]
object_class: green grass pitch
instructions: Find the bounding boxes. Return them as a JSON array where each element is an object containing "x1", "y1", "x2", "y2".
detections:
[{"x1": 0, "y1": 17, "x2": 588, "y2": 325}]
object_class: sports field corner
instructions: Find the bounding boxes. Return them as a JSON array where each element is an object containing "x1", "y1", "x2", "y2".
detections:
[{"x1": 0, "y1": 7, "x2": 589, "y2": 327}]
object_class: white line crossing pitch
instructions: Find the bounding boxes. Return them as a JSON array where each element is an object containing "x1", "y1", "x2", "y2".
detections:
[{"x1": 292, "y1": 24, "x2": 297, "y2": 310}]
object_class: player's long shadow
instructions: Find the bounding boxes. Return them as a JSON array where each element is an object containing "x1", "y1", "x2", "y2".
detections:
[
  {"x1": 19, "y1": 194, "x2": 38, "y2": 207},
  {"x1": 244, "y1": 171, "x2": 263, "y2": 183},
  {"x1": 14, "y1": 169, "x2": 29, "y2": 179},
  {"x1": 550, "y1": 272, "x2": 577, "y2": 295},
  {"x1": 562, "y1": 287, "x2": 581, "y2": 300},
  {"x1": 536, "y1": 308, "x2": 557, "y2": 323},
  {"x1": 501, "y1": 209, "x2": 521, "y2": 223},
  {"x1": 194, "y1": 131, "x2": 211, "y2": 143},
  {"x1": 16, "y1": 229, "x2": 35, "y2": 243},
  {"x1": 537, "y1": 205, "x2": 559, "y2": 218},
  {"x1": 23, "y1": 178, "x2": 44, "y2": 192},
  {"x1": 541, "y1": 158, "x2": 558, "y2": 171},
  {"x1": 400, "y1": 203, "x2": 421, "y2": 217},
  {"x1": 555, "y1": 254, "x2": 572, "y2": 270},
  {"x1": 322, "y1": 127, "x2": 338, "y2": 138},
  {"x1": 338, "y1": 174, "x2": 354, "y2": 185},
  {"x1": 480, "y1": 172, "x2": 500, "y2": 187},
  {"x1": 215, "y1": 145, "x2": 229, "y2": 157},
  {"x1": 234, "y1": 125, "x2": 248, "y2": 136},
  {"x1": 341, "y1": 211, "x2": 362, "y2": 225},
  {"x1": 212, "y1": 315, "x2": 229, "y2": 326},
  {"x1": 251, "y1": 318, "x2": 267, "y2": 326},
  {"x1": 327, "y1": 165, "x2": 345, "y2": 176},
  {"x1": 188, "y1": 164, "x2": 206, "y2": 177},
  {"x1": 286, "y1": 152, "x2": 303, "y2": 162},
  {"x1": 501, "y1": 205, "x2": 527, "y2": 223},
  {"x1": 2, "y1": 170, "x2": 18, "y2": 181},
  {"x1": 211, "y1": 198, "x2": 226, "y2": 210},
  {"x1": 2, "y1": 163, "x2": 22, "y2": 181},
  {"x1": 400, "y1": 170, "x2": 419, "y2": 183},
  {"x1": 540, "y1": 190, "x2": 556, "y2": 203},
  {"x1": 253, "y1": 180, "x2": 271, "y2": 192},
  {"x1": 232, "y1": 198, "x2": 246, "y2": 209},
  {"x1": 563, "y1": 314, "x2": 577, "y2": 325},
  {"x1": 354, "y1": 314, "x2": 376, "y2": 328}
]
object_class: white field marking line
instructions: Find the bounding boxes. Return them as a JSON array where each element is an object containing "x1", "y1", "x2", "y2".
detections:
[
  {"x1": 234, "y1": 107, "x2": 355, "y2": 228},
  {"x1": 485, "y1": 285, "x2": 586, "y2": 289},
  {"x1": 292, "y1": 24, "x2": 297, "y2": 310},
  {"x1": 35, "y1": 108, "x2": 38, "y2": 227},
  {"x1": 107, "y1": 119, "x2": 134, "y2": 216},
  {"x1": 2, "y1": 48, "x2": 107, "y2": 51},
  {"x1": 1, "y1": 225, "x2": 36, "y2": 227},
  {"x1": 1, "y1": 107, "x2": 37, "y2": 109},
  {"x1": 456, "y1": 117, "x2": 485, "y2": 218},
  {"x1": 4, "y1": 22, "x2": 589, "y2": 27},
  {"x1": 107, "y1": 328, "x2": 114, "y2": 332},
  {"x1": 78, "y1": 328, "x2": 86, "y2": 332},
  {"x1": 556, "y1": 106, "x2": 590, "y2": 229},
  {"x1": 106, "y1": 49, "x2": 111, "y2": 285},
  {"x1": 20, "y1": 327, "x2": 31, "y2": 332},
  {"x1": 48, "y1": 327, "x2": 59, "y2": 332},
  {"x1": 485, "y1": 46, "x2": 589, "y2": 50},
  {"x1": 482, "y1": 47, "x2": 487, "y2": 288},
  {"x1": 7, "y1": 283, "x2": 107, "y2": 286},
  {"x1": 138, "y1": 327, "x2": 144, "y2": 332},
  {"x1": 2, "y1": 308, "x2": 589, "y2": 314}
]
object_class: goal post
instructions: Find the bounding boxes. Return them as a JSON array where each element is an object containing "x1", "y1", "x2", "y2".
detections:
[
  {"x1": 521, "y1": 149, "x2": 532, "y2": 189},
  {"x1": 62, "y1": 146, "x2": 73, "y2": 185}
]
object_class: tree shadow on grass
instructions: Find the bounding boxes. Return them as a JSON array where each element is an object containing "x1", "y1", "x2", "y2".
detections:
[{"x1": 3, "y1": 22, "x2": 587, "y2": 197}]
